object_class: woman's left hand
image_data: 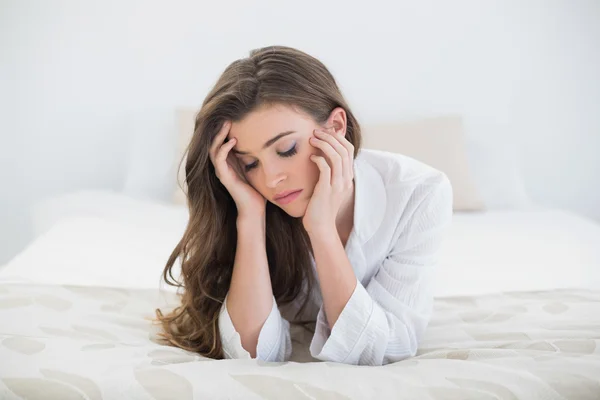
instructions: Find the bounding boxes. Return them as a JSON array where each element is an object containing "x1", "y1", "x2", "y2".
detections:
[{"x1": 302, "y1": 126, "x2": 355, "y2": 235}]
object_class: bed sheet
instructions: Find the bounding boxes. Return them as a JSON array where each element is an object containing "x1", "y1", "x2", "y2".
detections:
[{"x1": 1, "y1": 281, "x2": 599, "y2": 399}]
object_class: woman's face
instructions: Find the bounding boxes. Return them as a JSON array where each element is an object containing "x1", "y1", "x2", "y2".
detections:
[{"x1": 228, "y1": 104, "x2": 343, "y2": 217}]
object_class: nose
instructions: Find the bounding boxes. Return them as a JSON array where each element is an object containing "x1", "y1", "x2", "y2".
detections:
[{"x1": 263, "y1": 161, "x2": 287, "y2": 189}]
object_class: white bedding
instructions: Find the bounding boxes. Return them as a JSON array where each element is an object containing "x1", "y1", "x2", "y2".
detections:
[
  {"x1": 1, "y1": 191, "x2": 599, "y2": 297},
  {"x1": 2, "y1": 192, "x2": 600, "y2": 399},
  {"x1": 1, "y1": 281, "x2": 599, "y2": 399},
  {"x1": 434, "y1": 208, "x2": 600, "y2": 296}
]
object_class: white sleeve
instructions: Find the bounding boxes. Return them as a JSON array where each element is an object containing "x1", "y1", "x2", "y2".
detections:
[
  {"x1": 309, "y1": 173, "x2": 453, "y2": 365},
  {"x1": 218, "y1": 293, "x2": 292, "y2": 362}
]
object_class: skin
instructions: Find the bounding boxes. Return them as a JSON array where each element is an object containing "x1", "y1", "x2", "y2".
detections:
[
  {"x1": 211, "y1": 103, "x2": 359, "y2": 356},
  {"x1": 227, "y1": 103, "x2": 354, "y2": 239},
  {"x1": 229, "y1": 105, "x2": 327, "y2": 212}
]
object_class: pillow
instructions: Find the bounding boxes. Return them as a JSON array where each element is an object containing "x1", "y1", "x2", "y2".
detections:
[
  {"x1": 172, "y1": 111, "x2": 532, "y2": 211},
  {"x1": 172, "y1": 110, "x2": 485, "y2": 211},
  {"x1": 465, "y1": 136, "x2": 533, "y2": 209},
  {"x1": 362, "y1": 115, "x2": 485, "y2": 211},
  {"x1": 121, "y1": 109, "x2": 179, "y2": 203},
  {"x1": 24, "y1": 190, "x2": 189, "y2": 292},
  {"x1": 173, "y1": 109, "x2": 197, "y2": 205},
  {"x1": 0, "y1": 215, "x2": 185, "y2": 293},
  {"x1": 30, "y1": 189, "x2": 189, "y2": 238}
]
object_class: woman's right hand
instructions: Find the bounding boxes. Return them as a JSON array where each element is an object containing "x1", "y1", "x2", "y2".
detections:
[{"x1": 209, "y1": 120, "x2": 266, "y2": 218}]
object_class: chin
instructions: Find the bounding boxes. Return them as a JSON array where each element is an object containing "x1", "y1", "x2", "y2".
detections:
[{"x1": 276, "y1": 201, "x2": 307, "y2": 218}]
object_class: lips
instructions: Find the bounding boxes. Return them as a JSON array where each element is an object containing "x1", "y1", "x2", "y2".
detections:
[
  {"x1": 274, "y1": 189, "x2": 303, "y2": 205},
  {"x1": 274, "y1": 189, "x2": 301, "y2": 200}
]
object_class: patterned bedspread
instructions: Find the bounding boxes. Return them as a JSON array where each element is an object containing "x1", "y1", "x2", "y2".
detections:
[{"x1": 1, "y1": 282, "x2": 599, "y2": 399}]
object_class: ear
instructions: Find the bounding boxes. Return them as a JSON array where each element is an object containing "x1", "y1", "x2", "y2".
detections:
[{"x1": 325, "y1": 107, "x2": 347, "y2": 136}]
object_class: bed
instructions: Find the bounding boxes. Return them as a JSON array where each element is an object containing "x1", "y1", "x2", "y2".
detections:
[{"x1": 1, "y1": 190, "x2": 599, "y2": 399}]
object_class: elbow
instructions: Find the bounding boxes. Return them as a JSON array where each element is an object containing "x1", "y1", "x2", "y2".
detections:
[
  {"x1": 366, "y1": 325, "x2": 423, "y2": 366},
  {"x1": 218, "y1": 323, "x2": 290, "y2": 363},
  {"x1": 376, "y1": 326, "x2": 423, "y2": 366},
  {"x1": 378, "y1": 344, "x2": 418, "y2": 366}
]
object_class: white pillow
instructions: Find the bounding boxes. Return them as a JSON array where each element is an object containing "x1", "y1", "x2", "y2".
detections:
[
  {"x1": 121, "y1": 109, "x2": 179, "y2": 203},
  {"x1": 172, "y1": 111, "x2": 489, "y2": 210},
  {"x1": 0, "y1": 215, "x2": 184, "y2": 293},
  {"x1": 30, "y1": 189, "x2": 188, "y2": 238},
  {"x1": 362, "y1": 116, "x2": 485, "y2": 211},
  {"x1": 173, "y1": 109, "x2": 196, "y2": 205},
  {"x1": 171, "y1": 111, "x2": 532, "y2": 210},
  {"x1": 465, "y1": 137, "x2": 533, "y2": 209},
  {"x1": 132, "y1": 108, "x2": 532, "y2": 210},
  {"x1": 14, "y1": 190, "x2": 190, "y2": 292}
]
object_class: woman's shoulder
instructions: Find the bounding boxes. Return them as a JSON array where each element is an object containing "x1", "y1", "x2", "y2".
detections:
[
  {"x1": 355, "y1": 148, "x2": 450, "y2": 193},
  {"x1": 343, "y1": 148, "x2": 454, "y2": 252},
  {"x1": 353, "y1": 148, "x2": 453, "y2": 242}
]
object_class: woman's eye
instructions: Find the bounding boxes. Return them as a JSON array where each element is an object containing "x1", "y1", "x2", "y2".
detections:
[
  {"x1": 243, "y1": 144, "x2": 297, "y2": 172},
  {"x1": 279, "y1": 144, "x2": 297, "y2": 158},
  {"x1": 244, "y1": 161, "x2": 258, "y2": 172}
]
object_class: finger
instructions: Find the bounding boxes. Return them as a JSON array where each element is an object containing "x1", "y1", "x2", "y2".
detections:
[
  {"x1": 324, "y1": 126, "x2": 354, "y2": 160},
  {"x1": 211, "y1": 138, "x2": 236, "y2": 181},
  {"x1": 314, "y1": 129, "x2": 351, "y2": 184},
  {"x1": 228, "y1": 153, "x2": 246, "y2": 182},
  {"x1": 310, "y1": 135, "x2": 342, "y2": 189},
  {"x1": 333, "y1": 129, "x2": 355, "y2": 181},
  {"x1": 210, "y1": 121, "x2": 231, "y2": 162},
  {"x1": 216, "y1": 137, "x2": 236, "y2": 165},
  {"x1": 310, "y1": 155, "x2": 331, "y2": 187},
  {"x1": 327, "y1": 126, "x2": 355, "y2": 181}
]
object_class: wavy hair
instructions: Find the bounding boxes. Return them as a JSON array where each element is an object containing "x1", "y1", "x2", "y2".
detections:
[{"x1": 153, "y1": 45, "x2": 362, "y2": 359}]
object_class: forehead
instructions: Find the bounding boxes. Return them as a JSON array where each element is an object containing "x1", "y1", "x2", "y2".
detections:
[{"x1": 229, "y1": 104, "x2": 315, "y2": 143}]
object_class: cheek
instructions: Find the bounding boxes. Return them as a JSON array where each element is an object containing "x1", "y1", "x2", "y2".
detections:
[
  {"x1": 282, "y1": 153, "x2": 316, "y2": 184},
  {"x1": 301, "y1": 149, "x2": 320, "y2": 186},
  {"x1": 246, "y1": 175, "x2": 266, "y2": 195}
]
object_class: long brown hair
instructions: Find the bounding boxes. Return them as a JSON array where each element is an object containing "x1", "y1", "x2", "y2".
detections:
[{"x1": 153, "y1": 45, "x2": 362, "y2": 359}]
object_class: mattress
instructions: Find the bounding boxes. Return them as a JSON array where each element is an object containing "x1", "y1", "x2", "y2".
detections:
[{"x1": 1, "y1": 281, "x2": 599, "y2": 399}]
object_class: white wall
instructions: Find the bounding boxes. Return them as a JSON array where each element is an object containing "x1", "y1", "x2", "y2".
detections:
[{"x1": 1, "y1": 0, "x2": 599, "y2": 264}]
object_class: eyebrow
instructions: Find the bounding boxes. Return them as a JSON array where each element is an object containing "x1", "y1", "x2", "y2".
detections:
[{"x1": 231, "y1": 131, "x2": 296, "y2": 155}]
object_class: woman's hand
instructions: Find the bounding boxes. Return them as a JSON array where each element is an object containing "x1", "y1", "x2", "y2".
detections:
[
  {"x1": 209, "y1": 121, "x2": 266, "y2": 218},
  {"x1": 302, "y1": 126, "x2": 355, "y2": 235}
]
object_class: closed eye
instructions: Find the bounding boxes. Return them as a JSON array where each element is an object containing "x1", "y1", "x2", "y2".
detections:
[
  {"x1": 244, "y1": 161, "x2": 258, "y2": 172},
  {"x1": 244, "y1": 144, "x2": 298, "y2": 172},
  {"x1": 279, "y1": 144, "x2": 297, "y2": 158}
]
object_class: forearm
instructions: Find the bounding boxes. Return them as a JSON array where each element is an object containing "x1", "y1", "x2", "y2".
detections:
[
  {"x1": 309, "y1": 228, "x2": 357, "y2": 330},
  {"x1": 226, "y1": 213, "x2": 274, "y2": 357}
]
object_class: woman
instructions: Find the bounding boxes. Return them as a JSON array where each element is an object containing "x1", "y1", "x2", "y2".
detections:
[{"x1": 154, "y1": 45, "x2": 453, "y2": 366}]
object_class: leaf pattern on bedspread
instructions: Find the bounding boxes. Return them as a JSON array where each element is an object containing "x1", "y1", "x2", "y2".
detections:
[{"x1": 0, "y1": 283, "x2": 599, "y2": 399}]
